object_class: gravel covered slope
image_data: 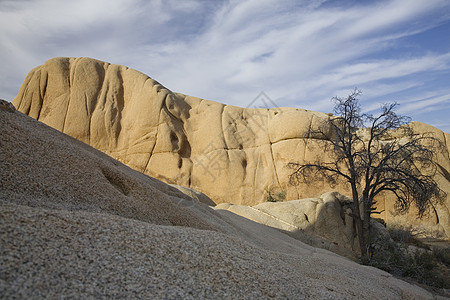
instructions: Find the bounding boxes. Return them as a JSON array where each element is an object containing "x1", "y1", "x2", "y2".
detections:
[{"x1": 0, "y1": 202, "x2": 432, "y2": 299}]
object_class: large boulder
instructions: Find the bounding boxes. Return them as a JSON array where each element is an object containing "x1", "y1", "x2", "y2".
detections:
[
  {"x1": 12, "y1": 57, "x2": 450, "y2": 238},
  {"x1": 216, "y1": 192, "x2": 359, "y2": 258}
]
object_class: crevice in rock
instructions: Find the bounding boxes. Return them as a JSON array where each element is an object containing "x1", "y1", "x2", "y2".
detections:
[
  {"x1": 269, "y1": 142, "x2": 282, "y2": 192},
  {"x1": 37, "y1": 70, "x2": 47, "y2": 120},
  {"x1": 242, "y1": 158, "x2": 247, "y2": 168},
  {"x1": 220, "y1": 104, "x2": 227, "y2": 150},
  {"x1": 144, "y1": 111, "x2": 161, "y2": 173},
  {"x1": 111, "y1": 65, "x2": 125, "y2": 147},
  {"x1": 304, "y1": 213, "x2": 310, "y2": 223}
]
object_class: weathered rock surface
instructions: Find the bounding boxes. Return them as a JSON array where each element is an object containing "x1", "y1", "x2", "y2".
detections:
[
  {"x1": 0, "y1": 96, "x2": 435, "y2": 299},
  {"x1": 12, "y1": 57, "x2": 450, "y2": 238},
  {"x1": 216, "y1": 191, "x2": 360, "y2": 258}
]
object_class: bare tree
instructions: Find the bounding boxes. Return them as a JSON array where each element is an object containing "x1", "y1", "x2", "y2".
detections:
[{"x1": 288, "y1": 90, "x2": 445, "y2": 263}]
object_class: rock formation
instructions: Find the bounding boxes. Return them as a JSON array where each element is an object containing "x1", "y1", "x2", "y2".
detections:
[
  {"x1": 0, "y1": 96, "x2": 435, "y2": 298},
  {"x1": 12, "y1": 57, "x2": 450, "y2": 238},
  {"x1": 216, "y1": 191, "x2": 360, "y2": 258}
]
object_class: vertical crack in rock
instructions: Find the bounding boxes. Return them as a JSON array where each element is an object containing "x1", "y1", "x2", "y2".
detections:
[
  {"x1": 84, "y1": 93, "x2": 91, "y2": 144},
  {"x1": 219, "y1": 104, "x2": 227, "y2": 150},
  {"x1": 62, "y1": 89, "x2": 70, "y2": 133},
  {"x1": 253, "y1": 152, "x2": 260, "y2": 202},
  {"x1": 178, "y1": 95, "x2": 194, "y2": 187},
  {"x1": 267, "y1": 110, "x2": 282, "y2": 191},
  {"x1": 108, "y1": 65, "x2": 125, "y2": 148},
  {"x1": 89, "y1": 61, "x2": 108, "y2": 146},
  {"x1": 161, "y1": 93, "x2": 193, "y2": 186},
  {"x1": 269, "y1": 142, "x2": 282, "y2": 190},
  {"x1": 62, "y1": 58, "x2": 76, "y2": 132},
  {"x1": 145, "y1": 102, "x2": 163, "y2": 173},
  {"x1": 37, "y1": 69, "x2": 47, "y2": 120}
]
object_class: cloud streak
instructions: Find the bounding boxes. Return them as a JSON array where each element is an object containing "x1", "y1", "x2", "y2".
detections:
[{"x1": 1, "y1": 0, "x2": 449, "y2": 131}]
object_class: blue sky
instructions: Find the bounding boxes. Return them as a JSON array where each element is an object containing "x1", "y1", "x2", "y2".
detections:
[{"x1": 1, "y1": 0, "x2": 449, "y2": 132}]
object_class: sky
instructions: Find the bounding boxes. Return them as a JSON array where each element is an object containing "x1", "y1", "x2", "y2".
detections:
[{"x1": 1, "y1": 0, "x2": 449, "y2": 132}]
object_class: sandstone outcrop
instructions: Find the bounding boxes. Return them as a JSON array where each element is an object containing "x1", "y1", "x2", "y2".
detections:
[
  {"x1": 1, "y1": 96, "x2": 436, "y2": 299},
  {"x1": 12, "y1": 57, "x2": 450, "y2": 238}
]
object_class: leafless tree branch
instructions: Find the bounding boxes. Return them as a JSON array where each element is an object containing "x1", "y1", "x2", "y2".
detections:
[{"x1": 288, "y1": 89, "x2": 445, "y2": 263}]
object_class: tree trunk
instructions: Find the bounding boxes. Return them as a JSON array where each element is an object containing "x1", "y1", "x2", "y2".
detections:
[
  {"x1": 350, "y1": 181, "x2": 369, "y2": 263},
  {"x1": 354, "y1": 207, "x2": 369, "y2": 264},
  {"x1": 362, "y1": 197, "x2": 371, "y2": 237},
  {"x1": 361, "y1": 196, "x2": 371, "y2": 264}
]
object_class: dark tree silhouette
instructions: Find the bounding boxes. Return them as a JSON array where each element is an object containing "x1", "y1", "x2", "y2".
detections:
[{"x1": 288, "y1": 90, "x2": 445, "y2": 263}]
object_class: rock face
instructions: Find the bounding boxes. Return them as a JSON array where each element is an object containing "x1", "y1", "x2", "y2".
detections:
[
  {"x1": 12, "y1": 57, "x2": 450, "y2": 238},
  {"x1": 1, "y1": 98, "x2": 434, "y2": 299},
  {"x1": 216, "y1": 191, "x2": 360, "y2": 258}
]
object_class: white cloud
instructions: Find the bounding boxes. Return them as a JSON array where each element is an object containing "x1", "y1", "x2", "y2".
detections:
[
  {"x1": 396, "y1": 93, "x2": 450, "y2": 113},
  {"x1": 1, "y1": 0, "x2": 449, "y2": 132}
]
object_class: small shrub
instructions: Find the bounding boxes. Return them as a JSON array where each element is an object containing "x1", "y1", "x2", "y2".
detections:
[
  {"x1": 387, "y1": 224, "x2": 429, "y2": 248},
  {"x1": 266, "y1": 188, "x2": 286, "y2": 202},
  {"x1": 373, "y1": 218, "x2": 386, "y2": 227},
  {"x1": 433, "y1": 247, "x2": 450, "y2": 267},
  {"x1": 266, "y1": 192, "x2": 276, "y2": 202},
  {"x1": 276, "y1": 190, "x2": 286, "y2": 201},
  {"x1": 369, "y1": 226, "x2": 449, "y2": 289},
  {"x1": 387, "y1": 224, "x2": 414, "y2": 244}
]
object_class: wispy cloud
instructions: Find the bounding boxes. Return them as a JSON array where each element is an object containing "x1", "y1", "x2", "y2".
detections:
[{"x1": 1, "y1": 0, "x2": 449, "y2": 131}]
